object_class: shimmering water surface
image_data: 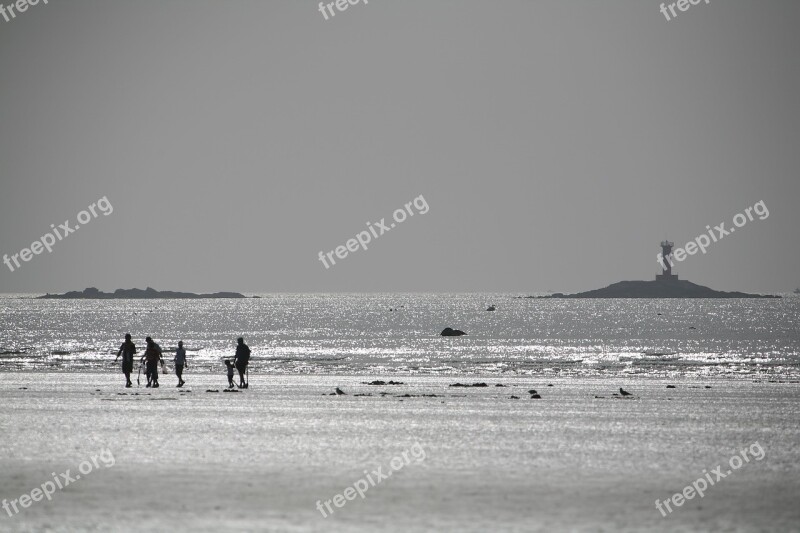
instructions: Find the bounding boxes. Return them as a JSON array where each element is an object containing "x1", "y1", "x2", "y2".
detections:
[{"x1": 1, "y1": 293, "x2": 798, "y2": 378}]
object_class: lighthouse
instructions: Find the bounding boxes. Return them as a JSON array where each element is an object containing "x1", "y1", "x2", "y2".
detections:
[{"x1": 656, "y1": 240, "x2": 678, "y2": 281}]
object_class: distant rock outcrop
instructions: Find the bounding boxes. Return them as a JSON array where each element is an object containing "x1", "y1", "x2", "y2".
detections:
[
  {"x1": 534, "y1": 279, "x2": 778, "y2": 299},
  {"x1": 38, "y1": 287, "x2": 247, "y2": 299},
  {"x1": 441, "y1": 328, "x2": 466, "y2": 336}
]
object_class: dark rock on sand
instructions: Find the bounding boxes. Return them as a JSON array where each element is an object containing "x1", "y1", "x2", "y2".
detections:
[
  {"x1": 510, "y1": 395, "x2": 519, "y2": 399},
  {"x1": 597, "y1": 395, "x2": 633, "y2": 400},
  {"x1": 495, "y1": 384, "x2": 506, "y2": 387},
  {"x1": 362, "y1": 380, "x2": 404, "y2": 386},
  {"x1": 441, "y1": 328, "x2": 467, "y2": 336},
  {"x1": 528, "y1": 389, "x2": 537, "y2": 395},
  {"x1": 206, "y1": 389, "x2": 219, "y2": 393},
  {"x1": 530, "y1": 393, "x2": 542, "y2": 399},
  {"x1": 486, "y1": 305, "x2": 496, "y2": 311},
  {"x1": 449, "y1": 382, "x2": 488, "y2": 388},
  {"x1": 666, "y1": 385, "x2": 676, "y2": 388}
]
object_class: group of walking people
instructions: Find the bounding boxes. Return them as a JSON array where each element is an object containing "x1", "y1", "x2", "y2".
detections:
[{"x1": 114, "y1": 335, "x2": 251, "y2": 389}]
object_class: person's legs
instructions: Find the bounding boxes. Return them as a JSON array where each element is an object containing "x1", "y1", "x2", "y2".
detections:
[
  {"x1": 123, "y1": 361, "x2": 133, "y2": 386},
  {"x1": 175, "y1": 364, "x2": 183, "y2": 386},
  {"x1": 236, "y1": 363, "x2": 246, "y2": 387},
  {"x1": 152, "y1": 365, "x2": 159, "y2": 387}
]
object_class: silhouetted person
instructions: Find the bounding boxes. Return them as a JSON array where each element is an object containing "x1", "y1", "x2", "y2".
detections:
[
  {"x1": 114, "y1": 333, "x2": 137, "y2": 388},
  {"x1": 140, "y1": 337, "x2": 164, "y2": 388},
  {"x1": 233, "y1": 337, "x2": 250, "y2": 388},
  {"x1": 174, "y1": 341, "x2": 187, "y2": 387},
  {"x1": 224, "y1": 359, "x2": 235, "y2": 389}
]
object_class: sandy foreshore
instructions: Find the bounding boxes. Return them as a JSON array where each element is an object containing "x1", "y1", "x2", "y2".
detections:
[{"x1": 1, "y1": 374, "x2": 798, "y2": 532}]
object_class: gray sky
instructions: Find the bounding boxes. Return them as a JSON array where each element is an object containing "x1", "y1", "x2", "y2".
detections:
[{"x1": 1, "y1": 0, "x2": 798, "y2": 294}]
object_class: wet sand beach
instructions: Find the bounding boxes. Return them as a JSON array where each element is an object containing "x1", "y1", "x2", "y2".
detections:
[{"x1": 1, "y1": 374, "x2": 798, "y2": 532}]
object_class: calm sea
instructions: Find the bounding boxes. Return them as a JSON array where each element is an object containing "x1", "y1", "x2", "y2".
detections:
[{"x1": 1, "y1": 293, "x2": 798, "y2": 378}]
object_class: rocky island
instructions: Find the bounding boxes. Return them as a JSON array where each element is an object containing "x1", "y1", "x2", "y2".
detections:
[
  {"x1": 534, "y1": 240, "x2": 779, "y2": 299},
  {"x1": 539, "y1": 278, "x2": 778, "y2": 299},
  {"x1": 38, "y1": 287, "x2": 247, "y2": 299}
]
